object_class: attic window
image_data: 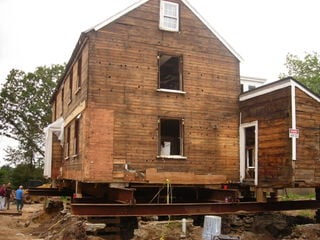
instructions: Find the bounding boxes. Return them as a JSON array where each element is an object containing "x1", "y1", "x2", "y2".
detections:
[
  {"x1": 159, "y1": 1, "x2": 179, "y2": 32},
  {"x1": 158, "y1": 54, "x2": 182, "y2": 91}
]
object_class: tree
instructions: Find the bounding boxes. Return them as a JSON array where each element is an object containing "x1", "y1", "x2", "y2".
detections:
[
  {"x1": 10, "y1": 164, "x2": 45, "y2": 189},
  {"x1": 0, "y1": 64, "x2": 65, "y2": 167},
  {"x1": 281, "y1": 52, "x2": 320, "y2": 95},
  {"x1": 0, "y1": 165, "x2": 13, "y2": 186}
]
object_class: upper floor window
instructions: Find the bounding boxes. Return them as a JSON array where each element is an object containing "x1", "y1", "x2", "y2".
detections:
[
  {"x1": 158, "y1": 53, "x2": 182, "y2": 91},
  {"x1": 159, "y1": 0, "x2": 179, "y2": 32},
  {"x1": 69, "y1": 70, "x2": 73, "y2": 102},
  {"x1": 61, "y1": 88, "x2": 64, "y2": 115},
  {"x1": 77, "y1": 56, "x2": 82, "y2": 90}
]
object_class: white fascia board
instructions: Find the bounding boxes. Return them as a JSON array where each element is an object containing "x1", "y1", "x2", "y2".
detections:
[
  {"x1": 293, "y1": 82, "x2": 320, "y2": 103},
  {"x1": 239, "y1": 80, "x2": 292, "y2": 101},
  {"x1": 182, "y1": 0, "x2": 243, "y2": 62},
  {"x1": 240, "y1": 78, "x2": 320, "y2": 103},
  {"x1": 240, "y1": 76, "x2": 267, "y2": 84}
]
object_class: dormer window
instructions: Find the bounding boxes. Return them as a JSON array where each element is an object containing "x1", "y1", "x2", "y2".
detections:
[{"x1": 159, "y1": 1, "x2": 179, "y2": 32}]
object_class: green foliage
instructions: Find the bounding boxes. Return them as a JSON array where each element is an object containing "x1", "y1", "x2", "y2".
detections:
[
  {"x1": 280, "y1": 52, "x2": 320, "y2": 95},
  {"x1": 10, "y1": 164, "x2": 45, "y2": 189},
  {"x1": 0, "y1": 165, "x2": 13, "y2": 185},
  {"x1": 0, "y1": 64, "x2": 65, "y2": 167}
]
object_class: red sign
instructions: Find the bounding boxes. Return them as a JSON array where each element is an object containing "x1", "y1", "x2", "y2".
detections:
[{"x1": 289, "y1": 128, "x2": 299, "y2": 138}]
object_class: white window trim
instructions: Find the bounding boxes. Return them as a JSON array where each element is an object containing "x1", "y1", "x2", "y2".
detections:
[
  {"x1": 159, "y1": 0, "x2": 179, "y2": 32},
  {"x1": 157, "y1": 89, "x2": 186, "y2": 94},
  {"x1": 240, "y1": 121, "x2": 258, "y2": 186}
]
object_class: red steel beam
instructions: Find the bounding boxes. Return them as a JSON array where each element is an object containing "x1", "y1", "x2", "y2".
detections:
[{"x1": 71, "y1": 200, "x2": 320, "y2": 217}]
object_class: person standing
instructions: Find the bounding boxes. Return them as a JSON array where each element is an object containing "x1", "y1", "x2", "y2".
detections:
[
  {"x1": 15, "y1": 185, "x2": 24, "y2": 212},
  {"x1": 4, "y1": 183, "x2": 12, "y2": 210}
]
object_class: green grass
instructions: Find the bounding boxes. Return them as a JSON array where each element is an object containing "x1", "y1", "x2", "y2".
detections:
[{"x1": 281, "y1": 192, "x2": 315, "y2": 201}]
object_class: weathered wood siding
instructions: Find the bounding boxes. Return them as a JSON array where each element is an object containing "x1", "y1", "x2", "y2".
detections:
[
  {"x1": 295, "y1": 88, "x2": 320, "y2": 184},
  {"x1": 51, "y1": 42, "x2": 89, "y2": 180},
  {"x1": 240, "y1": 87, "x2": 292, "y2": 187},
  {"x1": 83, "y1": 0, "x2": 240, "y2": 183}
]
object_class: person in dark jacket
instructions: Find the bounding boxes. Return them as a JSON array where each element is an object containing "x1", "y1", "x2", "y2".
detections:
[{"x1": 4, "y1": 183, "x2": 12, "y2": 210}]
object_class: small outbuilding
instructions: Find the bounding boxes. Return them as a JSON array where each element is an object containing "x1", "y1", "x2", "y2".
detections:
[{"x1": 239, "y1": 77, "x2": 320, "y2": 200}]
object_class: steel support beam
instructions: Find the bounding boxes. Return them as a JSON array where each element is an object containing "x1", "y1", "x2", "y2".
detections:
[
  {"x1": 71, "y1": 200, "x2": 320, "y2": 217},
  {"x1": 27, "y1": 188, "x2": 72, "y2": 196}
]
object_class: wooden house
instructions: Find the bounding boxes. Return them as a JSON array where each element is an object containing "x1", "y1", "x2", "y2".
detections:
[
  {"x1": 44, "y1": 0, "x2": 242, "y2": 199},
  {"x1": 239, "y1": 77, "x2": 320, "y2": 200}
]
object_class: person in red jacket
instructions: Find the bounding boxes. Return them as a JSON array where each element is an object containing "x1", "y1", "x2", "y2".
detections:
[{"x1": 0, "y1": 184, "x2": 6, "y2": 210}]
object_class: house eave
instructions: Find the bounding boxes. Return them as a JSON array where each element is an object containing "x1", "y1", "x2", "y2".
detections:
[{"x1": 239, "y1": 77, "x2": 320, "y2": 103}]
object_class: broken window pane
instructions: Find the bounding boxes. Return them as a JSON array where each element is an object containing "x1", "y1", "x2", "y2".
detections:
[{"x1": 159, "y1": 118, "x2": 183, "y2": 156}]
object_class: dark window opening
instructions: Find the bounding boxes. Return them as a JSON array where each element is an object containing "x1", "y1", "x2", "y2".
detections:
[
  {"x1": 69, "y1": 71, "x2": 73, "y2": 101},
  {"x1": 65, "y1": 126, "x2": 71, "y2": 159},
  {"x1": 61, "y1": 88, "x2": 64, "y2": 114},
  {"x1": 77, "y1": 57, "x2": 82, "y2": 88},
  {"x1": 245, "y1": 126, "x2": 255, "y2": 179},
  {"x1": 159, "y1": 54, "x2": 182, "y2": 90},
  {"x1": 248, "y1": 85, "x2": 256, "y2": 91},
  {"x1": 74, "y1": 118, "x2": 80, "y2": 155},
  {"x1": 159, "y1": 118, "x2": 183, "y2": 156}
]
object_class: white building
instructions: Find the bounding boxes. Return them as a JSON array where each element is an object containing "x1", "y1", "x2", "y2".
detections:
[{"x1": 240, "y1": 76, "x2": 267, "y2": 93}]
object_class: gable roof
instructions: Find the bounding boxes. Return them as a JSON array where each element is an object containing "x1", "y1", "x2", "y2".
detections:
[
  {"x1": 239, "y1": 77, "x2": 320, "y2": 103},
  {"x1": 87, "y1": 0, "x2": 242, "y2": 61},
  {"x1": 51, "y1": 0, "x2": 242, "y2": 103}
]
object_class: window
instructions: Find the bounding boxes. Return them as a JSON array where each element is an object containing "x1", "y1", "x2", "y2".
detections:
[
  {"x1": 73, "y1": 117, "x2": 80, "y2": 156},
  {"x1": 61, "y1": 88, "x2": 64, "y2": 115},
  {"x1": 65, "y1": 126, "x2": 71, "y2": 159},
  {"x1": 159, "y1": 1, "x2": 179, "y2": 32},
  {"x1": 77, "y1": 56, "x2": 82, "y2": 89},
  {"x1": 69, "y1": 70, "x2": 73, "y2": 101},
  {"x1": 248, "y1": 85, "x2": 256, "y2": 91},
  {"x1": 159, "y1": 118, "x2": 183, "y2": 156},
  {"x1": 69, "y1": 68, "x2": 73, "y2": 102},
  {"x1": 158, "y1": 54, "x2": 182, "y2": 90}
]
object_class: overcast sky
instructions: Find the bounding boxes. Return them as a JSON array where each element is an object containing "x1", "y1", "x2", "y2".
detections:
[{"x1": 1, "y1": 0, "x2": 320, "y2": 165}]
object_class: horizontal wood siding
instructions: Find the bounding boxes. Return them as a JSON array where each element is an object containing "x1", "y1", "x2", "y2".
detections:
[
  {"x1": 240, "y1": 87, "x2": 292, "y2": 187},
  {"x1": 52, "y1": 43, "x2": 89, "y2": 180},
  {"x1": 85, "y1": 0, "x2": 240, "y2": 184},
  {"x1": 295, "y1": 88, "x2": 320, "y2": 184}
]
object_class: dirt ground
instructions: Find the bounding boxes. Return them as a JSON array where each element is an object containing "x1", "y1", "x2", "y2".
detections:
[
  {"x1": 0, "y1": 203, "x2": 44, "y2": 240},
  {"x1": 1, "y1": 202, "x2": 320, "y2": 240}
]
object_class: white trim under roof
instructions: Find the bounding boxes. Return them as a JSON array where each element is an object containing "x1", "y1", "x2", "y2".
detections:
[
  {"x1": 89, "y1": 0, "x2": 242, "y2": 61},
  {"x1": 240, "y1": 76, "x2": 267, "y2": 85},
  {"x1": 239, "y1": 78, "x2": 320, "y2": 103}
]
